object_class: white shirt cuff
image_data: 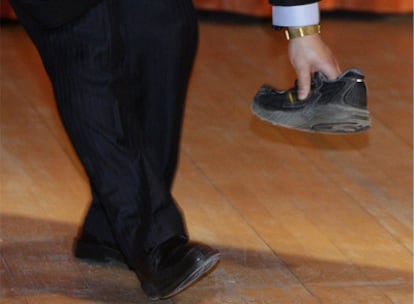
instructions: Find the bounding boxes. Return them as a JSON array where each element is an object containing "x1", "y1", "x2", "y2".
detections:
[{"x1": 272, "y1": 3, "x2": 320, "y2": 27}]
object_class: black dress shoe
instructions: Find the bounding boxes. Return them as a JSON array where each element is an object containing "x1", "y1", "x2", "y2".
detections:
[
  {"x1": 73, "y1": 234, "x2": 126, "y2": 264},
  {"x1": 135, "y1": 237, "x2": 220, "y2": 300}
]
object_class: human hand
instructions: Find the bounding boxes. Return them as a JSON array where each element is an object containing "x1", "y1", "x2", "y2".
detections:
[{"x1": 288, "y1": 33, "x2": 341, "y2": 100}]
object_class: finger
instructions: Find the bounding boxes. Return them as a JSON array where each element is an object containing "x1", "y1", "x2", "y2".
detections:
[{"x1": 297, "y1": 67, "x2": 312, "y2": 100}]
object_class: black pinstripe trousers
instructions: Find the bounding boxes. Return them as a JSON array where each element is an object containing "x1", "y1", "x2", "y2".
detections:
[{"x1": 11, "y1": 0, "x2": 198, "y2": 267}]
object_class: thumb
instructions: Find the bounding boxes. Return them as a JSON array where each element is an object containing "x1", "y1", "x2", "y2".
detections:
[{"x1": 297, "y1": 68, "x2": 312, "y2": 100}]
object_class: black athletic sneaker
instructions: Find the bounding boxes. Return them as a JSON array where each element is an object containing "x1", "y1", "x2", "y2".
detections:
[{"x1": 251, "y1": 68, "x2": 370, "y2": 134}]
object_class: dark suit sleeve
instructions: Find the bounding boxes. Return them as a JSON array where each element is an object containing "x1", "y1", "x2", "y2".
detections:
[{"x1": 269, "y1": 0, "x2": 319, "y2": 6}]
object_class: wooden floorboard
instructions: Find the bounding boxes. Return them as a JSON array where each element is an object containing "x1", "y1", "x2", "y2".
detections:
[{"x1": 1, "y1": 13, "x2": 412, "y2": 304}]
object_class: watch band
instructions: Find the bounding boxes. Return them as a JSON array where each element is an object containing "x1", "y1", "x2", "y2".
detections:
[{"x1": 285, "y1": 24, "x2": 321, "y2": 40}]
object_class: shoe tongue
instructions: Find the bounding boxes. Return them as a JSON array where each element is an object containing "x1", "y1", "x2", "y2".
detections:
[
  {"x1": 316, "y1": 68, "x2": 365, "y2": 81},
  {"x1": 291, "y1": 69, "x2": 364, "y2": 98},
  {"x1": 314, "y1": 71, "x2": 329, "y2": 82},
  {"x1": 341, "y1": 68, "x2": 365, "y2": 79},
  {"x1": 292, "y1": 71, "x2": 326, "y2": 89}
]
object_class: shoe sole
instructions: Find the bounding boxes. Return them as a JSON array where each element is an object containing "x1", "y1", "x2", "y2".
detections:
[
  {"x1": 252, "y1": 102, "x2": 370, "y2": 134},
  {"x1": 146, "y1": 252, "x2": 220, "y2": 300}
]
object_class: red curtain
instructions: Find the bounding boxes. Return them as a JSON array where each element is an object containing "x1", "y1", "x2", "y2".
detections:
[
  {"x1": 193, "y1": 0, "x2": 413, "y2": 16},
  {"x1": 0, "y1": 0, "x2": 16, "y2": 19},
  {"x1": 1, "y1": 0, "x2": 412, "y2": 20},
  {"x1": 321, "y1": 0, "x2": 413, "y2": 13}
]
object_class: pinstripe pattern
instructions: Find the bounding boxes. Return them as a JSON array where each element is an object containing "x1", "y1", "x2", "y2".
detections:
[{"x1": 11, "y1": 0, "x2": 198, "y2": 268}]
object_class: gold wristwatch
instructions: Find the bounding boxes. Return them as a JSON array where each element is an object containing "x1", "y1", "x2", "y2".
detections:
[{"x1": 285, "y1": 24, "x2": 321, "y2": 40}]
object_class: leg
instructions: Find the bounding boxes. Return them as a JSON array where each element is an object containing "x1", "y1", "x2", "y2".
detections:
[
  {"x1": 79, "y1": 0, "x2": 200, "y2": 252},
  {"x1": 11, "y1": 0, "x2": 187, "y2": 267},
  {"x1": 12, "y1": 0, "x2": 220, "y2": 298},
  {"x1": 119, "y1": 0, "x2": 199, "y2": 188}
]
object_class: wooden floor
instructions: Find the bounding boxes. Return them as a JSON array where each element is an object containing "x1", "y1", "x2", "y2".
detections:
[{"x1": 1, "y1": 13, "x2": 413, "y2": 304}]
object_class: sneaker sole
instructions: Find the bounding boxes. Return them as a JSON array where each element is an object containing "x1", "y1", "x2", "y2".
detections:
[
  {"x1": 252, "y1": 102, "x2": 370, "y2": 134},
  {"x1": 147, "y1": 252, "x2": 220, "y2": 300}
]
